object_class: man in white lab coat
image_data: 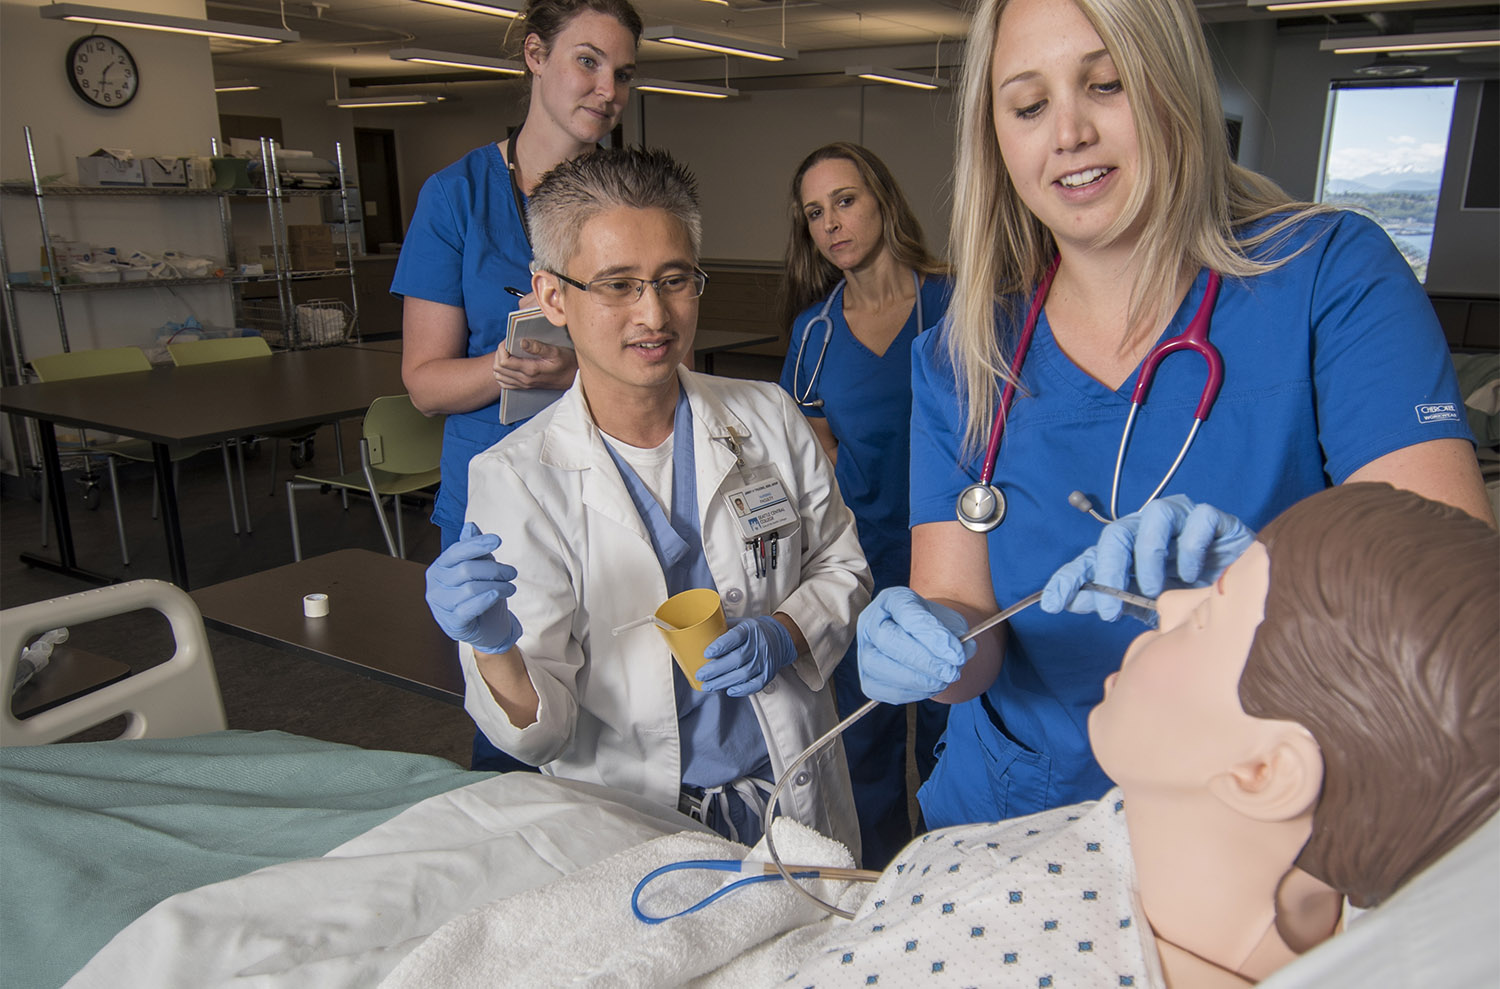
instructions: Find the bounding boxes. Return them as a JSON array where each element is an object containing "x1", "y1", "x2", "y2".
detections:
[{"x1": 424, "y1": 148, "x2": 870, "y2": 858}]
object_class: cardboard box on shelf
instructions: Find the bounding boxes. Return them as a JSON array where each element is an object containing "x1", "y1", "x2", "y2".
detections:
[
  {"x1": 143, "y1": 157, "x2": 189, "y2": 187},
  {"x1": 76, "y1": 149, "x2": 144, "y2": 187},
  {"x1": 291, "y1": 243, "x2": 337, "y2": 271},
  {"x1": 286, "y1": 224, "x2": 332, "y2": 245}
]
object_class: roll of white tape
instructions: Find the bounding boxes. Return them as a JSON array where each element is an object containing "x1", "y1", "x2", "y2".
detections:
[{"x1": 303, "y1": 592, "x2": 330, "y2": 618}]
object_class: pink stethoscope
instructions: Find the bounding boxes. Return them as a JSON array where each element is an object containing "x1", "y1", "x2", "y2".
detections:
[{"x1": 956, "y1": 257, "x2": 1225, "y2": 532}]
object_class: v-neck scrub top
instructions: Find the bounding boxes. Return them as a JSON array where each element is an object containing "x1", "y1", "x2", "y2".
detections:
[
  {"x1": 780, "y1": 275, "x2": 954, "y2": 592},
  {"x1": 907, "y1": 210, "x2": 1474, "y2": 829},
  {"x1": 391, "y1": 142, "x2": 534, "y2": 533}
]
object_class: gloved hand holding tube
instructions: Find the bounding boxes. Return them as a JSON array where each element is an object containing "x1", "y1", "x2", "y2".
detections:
[
  {"x1": 856, "y1": 587, "x2": 977, "y2": 704},
  {"x1": 425, "y1": 521, "x2": 525, "y2": 654},
  {"x1": 697, "y1": 615, "x2": 798, "y2": 698},
  {"x1": 1042, "y1": 494, "x2": 1255, "y2": 622}
]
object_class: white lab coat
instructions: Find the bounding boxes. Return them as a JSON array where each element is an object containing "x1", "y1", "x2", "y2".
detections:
[{"x1": 460, "y1": 366, "x2": 872, "y2": 855}]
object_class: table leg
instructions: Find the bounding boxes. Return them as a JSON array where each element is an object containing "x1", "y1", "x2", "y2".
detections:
[
  {"x1": 152, "y1": 442, "x2": 191, "y2": 589},
  {"x1": 18, "y1": 420, "x2": 114, "y2": 585}
]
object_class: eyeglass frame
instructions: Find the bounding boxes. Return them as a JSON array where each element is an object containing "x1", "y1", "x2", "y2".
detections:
[{"x1": 548, "y1": 267, "x2": 710, "y2": 306}]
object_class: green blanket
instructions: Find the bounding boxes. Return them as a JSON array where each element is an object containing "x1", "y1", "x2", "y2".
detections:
[{"x1": 0, "y1": 730, "x2": 488, "y2": 989}]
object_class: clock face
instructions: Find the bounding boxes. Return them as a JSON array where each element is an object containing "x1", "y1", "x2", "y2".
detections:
[{"x1": 67, "y1": 35, "x2": 139, "y2": 109}]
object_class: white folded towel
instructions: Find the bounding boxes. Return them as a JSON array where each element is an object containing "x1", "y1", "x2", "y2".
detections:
[{"x1": 380, "y1": 818, "x2": 858, "y2": 989}]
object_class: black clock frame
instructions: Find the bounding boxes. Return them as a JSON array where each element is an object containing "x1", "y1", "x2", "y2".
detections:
[{"x1": 66, "y1": 35, "x2": 139, "y2": 110}]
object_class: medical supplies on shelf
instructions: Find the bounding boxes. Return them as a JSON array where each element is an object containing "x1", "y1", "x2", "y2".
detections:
[{"x1": 241, "y1": 298, "x2": 355, "y2": 349}]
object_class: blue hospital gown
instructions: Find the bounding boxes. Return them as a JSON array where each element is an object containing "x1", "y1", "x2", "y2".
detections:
[{"x1": 783, "y1": 789, "x2": 1163, "y2": 987}]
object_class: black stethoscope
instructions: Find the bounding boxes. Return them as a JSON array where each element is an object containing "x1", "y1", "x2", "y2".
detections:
[
  {"x1": 956, "y1": 257, "x2": 1225, "y2": 533},
  {"x1": 792, "y1": 270, "x2": 924, "y2": 409}
]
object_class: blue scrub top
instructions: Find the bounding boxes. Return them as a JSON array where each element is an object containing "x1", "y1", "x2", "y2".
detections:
[
  {"x1": 908, "y1": 210, "x2": 1474, "y2": 828},
  {"x1": 779, "y1": 275, "x2": 954, "y2": 592},
  {"x1": 391, "y1": 142, "x2": 534, "y2": 531}
]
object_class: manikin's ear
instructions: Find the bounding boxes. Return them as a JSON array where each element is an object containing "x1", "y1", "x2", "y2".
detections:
[
  {"x1": 1207, "y1": 723, "x2": 1323, "y2": 823},
  {"x1": 533, "y1": 270, "x2": 568, "y2": 328}
]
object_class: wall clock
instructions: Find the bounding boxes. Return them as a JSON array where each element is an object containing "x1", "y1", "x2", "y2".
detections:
[{"x1": 67, "y1": 35, "x2": 139, "y2": 110}]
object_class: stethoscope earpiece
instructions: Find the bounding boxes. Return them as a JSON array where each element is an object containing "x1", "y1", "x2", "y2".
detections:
[{"x1": 1067, "y1": 490, "x2": 1110, "y2": 525}]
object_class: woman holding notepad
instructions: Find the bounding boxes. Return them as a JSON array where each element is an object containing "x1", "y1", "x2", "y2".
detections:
[{"x1": 391, "y1": 0, "x2": 643, "y2": 772}]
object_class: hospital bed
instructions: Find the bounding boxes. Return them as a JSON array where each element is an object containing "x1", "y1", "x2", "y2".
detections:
[{"x1": 3, "y1": 582, "x2": 1495, "y2": 988}]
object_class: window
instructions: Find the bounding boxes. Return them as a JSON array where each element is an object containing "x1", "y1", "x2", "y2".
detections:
[{"x1": 1316, "y1": 83, "x2": 1458, "y2": 284}]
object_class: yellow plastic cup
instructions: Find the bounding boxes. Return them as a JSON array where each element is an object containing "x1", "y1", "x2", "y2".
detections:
[{"x1": 654, "y1": 588, "x2": 726, "y2": 691}]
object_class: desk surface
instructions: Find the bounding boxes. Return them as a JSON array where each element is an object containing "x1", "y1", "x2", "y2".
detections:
[
  {"x1": 343, "y1": 331, "x2": 777, "y2": 358},
  {"x1": 1, "y1": 346, "x2": 406, "y2": 451},
  {"x1": 190, "y1": 548, "x2": 462, "y2": 704},
  {"x1": 11, "y1": 645, "x2": 132, "y2": 719},
  {"x1": 346, "y1": 338, "x2": 403, "y2": 354},
  {"x1": 693, "y1": 329, "x2": 779, "y2": 355}
]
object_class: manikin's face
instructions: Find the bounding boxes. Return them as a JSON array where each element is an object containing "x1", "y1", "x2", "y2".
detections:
[
  {"x1": 1089, "y1": 542, "x2": 1272, "y2": 791},
  {"x1": 799, "y1": 157, "x2": 886, "y2": 274},
  {"x1": 537, "y1": 206, "x2": 698, "y2": 402},
  {"x1": 525, "y1": 10, "x2": 636, "y2": 146},
  {"x1": 990, "y1": 0, "x2": 1140, "y2": 254}
]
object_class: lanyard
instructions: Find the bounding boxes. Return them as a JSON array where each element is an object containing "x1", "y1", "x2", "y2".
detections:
[{"x1": 506, "y1": 129, "x2": 532, "y2": 249}]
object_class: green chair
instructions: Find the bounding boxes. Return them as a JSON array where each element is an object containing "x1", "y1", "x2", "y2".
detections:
[
  {"x1": 285, "y1": 394, "x2": 444, "y2": 561},
  {"x1": 167, "y1": 335, "x2": 330, "y2": 501},
  {"x1": 31, "y1": 346, "x2": 242, "y2": 567}
]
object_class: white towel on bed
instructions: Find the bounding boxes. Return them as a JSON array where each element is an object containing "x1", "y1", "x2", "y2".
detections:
[
  {"x1": 64, "y1": 774, "x2": 720, "y2": 988},
  {"x1": 379, "y1": 817, "x2": 861, "y2": 989}
]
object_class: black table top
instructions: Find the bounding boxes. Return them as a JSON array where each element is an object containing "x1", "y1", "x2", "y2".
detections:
[
  {"x1": 342, "y1": 330, "x2": 778, "y2": 357},
  {"x1": 190, "y1": 548, "x2": 463, "y2": 704},
  {"x1": 1, "y1": 346, "x2": 407, "y2": 451},
  {"x1": 693, "y1": 329, "x2": 778, "y2": 355}
]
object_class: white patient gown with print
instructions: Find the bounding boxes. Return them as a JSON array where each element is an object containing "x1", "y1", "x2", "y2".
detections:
[{"x1": 781, "y1": 789, "x2": 1163, "y2": 988}]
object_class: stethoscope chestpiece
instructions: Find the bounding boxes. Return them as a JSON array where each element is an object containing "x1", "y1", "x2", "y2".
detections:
[{"x1": 957, "y1": 482, "x2": 1006, "y2": 532}]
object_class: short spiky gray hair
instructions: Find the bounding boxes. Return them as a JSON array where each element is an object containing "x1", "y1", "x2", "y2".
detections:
[{"x1": 526, "y1": 147, "x2": 702, "y2": 274}]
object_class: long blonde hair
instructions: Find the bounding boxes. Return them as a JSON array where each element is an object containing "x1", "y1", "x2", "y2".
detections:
[
  {"x1": 778, "y1": 142, "x2": 947, "y2": 330},
  {"x1": 947, "y1": 0, "x2": 1328, "y2": 453}
]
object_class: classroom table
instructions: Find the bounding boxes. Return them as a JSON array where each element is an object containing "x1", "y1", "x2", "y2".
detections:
[
  {"x1": 11, "y1": 645, "x2": 132, "y2": 720},
  {"x1": 1, "y1": 346, "x2": 406, "y2": 590},
  {"x1": 693, "y1": 329, "x2": 779, "y2": 374},
  {"x1": 348, "y1": 329, "x2": 778, "y2": 374},
  {"x1": 190, "y1": 548, "x2": 461, "y2": 704},
  {"x1": 346, "y1": 338, "x2": 403, "y2": 354}
]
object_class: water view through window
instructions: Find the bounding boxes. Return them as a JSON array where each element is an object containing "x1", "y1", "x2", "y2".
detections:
[{"x1": 1317, "y1": 83, "x2": 1458, "y2": 284}]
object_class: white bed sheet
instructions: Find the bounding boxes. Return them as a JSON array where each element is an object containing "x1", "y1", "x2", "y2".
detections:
[{"x1": 65, "y1": 773, "x2": 721, "y2": 988}]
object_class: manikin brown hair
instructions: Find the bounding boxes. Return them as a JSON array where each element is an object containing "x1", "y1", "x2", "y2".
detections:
[{"x1": 1239, "y1": 483, "x2": 1499, "y2": 908}]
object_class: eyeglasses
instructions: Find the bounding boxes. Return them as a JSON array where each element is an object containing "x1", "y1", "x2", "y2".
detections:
[{"x1": 551, "y1": 268, "x2": 708, "y2": 306}]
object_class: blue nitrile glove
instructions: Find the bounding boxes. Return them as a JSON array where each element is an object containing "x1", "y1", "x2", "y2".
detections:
[
  {"x1": 424, "y1": 521, "x2": 524, "y2": 653},
  {"x1": 857, "y1": 587, "x2": 977, "y2": 705},
  {"x1": 1041, "y1": 495, "x2": 1256, "y2": 622},
  {"x1": 698, "y1": 615, "x2": 798, "y2": 697}
]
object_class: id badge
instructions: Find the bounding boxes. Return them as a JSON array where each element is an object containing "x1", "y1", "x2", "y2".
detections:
[{"x1": 724, "y1": 464, "x2": 801, "y2": 541}]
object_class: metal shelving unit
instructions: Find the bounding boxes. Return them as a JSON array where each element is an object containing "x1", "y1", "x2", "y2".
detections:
[{"x1": 0, "y1": 126, "x2": 361, "y2": 375}]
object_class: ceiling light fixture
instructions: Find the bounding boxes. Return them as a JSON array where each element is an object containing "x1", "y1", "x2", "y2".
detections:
[
  {"x1": 328, "y1": 94, "x2": 447, "y2": 108},
  {"x1": 214, "y1": 79, "x2": 261, "y2": 92},
  {"x1": 844, "y1": 66, "x2": 947, "y2": 91},
  {"x1": 642, "y1": 26, "x2": 795, "y2": 62},
  {"x1": 389, "y1": 48, "x2": 524, "y2": 75},
  {"x1": 39, "y1": 2, "x2": 298, "y2": 44},
  {"x1": 1320, "y1": 30, "x2": 1500, "y2": 54},
  {"x1": 408, "y1": 0, "x2": 522, "y2": 17},
  {"x1": 633, "y1": 78, "x2": 738, "y2": 99}
]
